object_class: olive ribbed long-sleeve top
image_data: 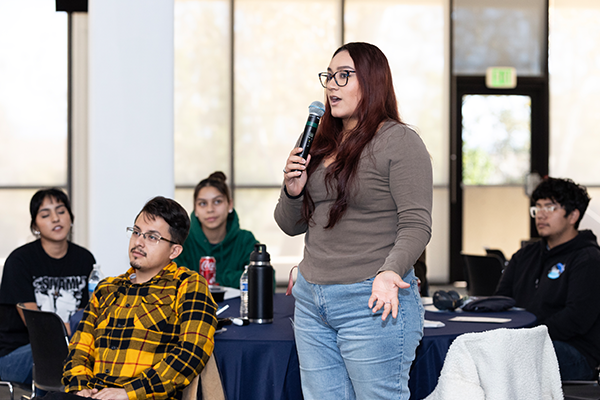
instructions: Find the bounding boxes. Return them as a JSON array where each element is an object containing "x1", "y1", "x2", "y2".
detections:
[{"x1": 274, "y1": 120, "x2": 433, "y2": 285}]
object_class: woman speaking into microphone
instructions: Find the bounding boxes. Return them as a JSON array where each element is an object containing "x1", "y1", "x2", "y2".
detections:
[{"x1": 274, "y1": 42, "x2": 432, "y2": 400}]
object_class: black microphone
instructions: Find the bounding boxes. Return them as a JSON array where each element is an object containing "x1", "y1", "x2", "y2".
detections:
[{"x1": 297, "y1": 101, "x2": 325, "y2": 159}]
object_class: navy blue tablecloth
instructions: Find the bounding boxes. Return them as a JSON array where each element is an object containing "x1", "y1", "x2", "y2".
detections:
[
  {"x1": 213, "y1": 294, "x2": 536, "y2": 400},
  {"x1": 214, "y1": 294, "x2": 300, "y2": 400}
]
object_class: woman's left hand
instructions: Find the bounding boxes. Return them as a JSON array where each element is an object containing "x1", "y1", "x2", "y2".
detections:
[{"x1": 368, "y1": 271, "x2": 410, "y2": 321}]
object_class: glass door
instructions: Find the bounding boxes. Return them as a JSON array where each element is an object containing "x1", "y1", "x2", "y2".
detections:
[
  {"x1": 461, "y1": 94, "x2": 531, "y2": 258},
  {"x1": 449, "y1": 76, "x2": 548, "y2": 281}
]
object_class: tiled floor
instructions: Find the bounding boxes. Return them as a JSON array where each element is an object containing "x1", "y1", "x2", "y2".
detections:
[{"x1": 0, "y1": 383, "x2": 32, "y2": 400}]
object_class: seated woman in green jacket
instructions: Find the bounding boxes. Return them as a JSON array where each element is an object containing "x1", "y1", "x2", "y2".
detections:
[{"x1": 176, "y1": 171, "x2": 258, "y2": 288}]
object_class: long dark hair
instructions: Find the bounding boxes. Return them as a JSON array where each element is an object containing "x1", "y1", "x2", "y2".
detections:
[{"x1": 302, "y1": 42, "x2": 403, "y2": 228}]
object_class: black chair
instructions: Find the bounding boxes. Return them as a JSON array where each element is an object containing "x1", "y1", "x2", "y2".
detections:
[
  {"x1": 414, "y1": 249, "x2": 429, "y2": 297},
  {"x1": 0, "y1": 379, "x2": 36, "y2": 400},
  {"x1": 484, "y1": 248, "x2": 509, "y2": 268},
  {"x1": 563, "y1": 368, "x2": 600, "y2": 400},
  {"x1": 521, "y1": 237, "x2": 542, "y2": 248},
  {"x1": 17, "y1": 304, "x2": 69, "y2": 394},
  {"x1": 0, "y1": 380, "x2": 15, "y2": 400},
  {"x1": 563, "y1": 382, "x2": 600, "y2": 400},
  {"x1": 462, "y1": 254, "x2": 504, "y2": 296}
]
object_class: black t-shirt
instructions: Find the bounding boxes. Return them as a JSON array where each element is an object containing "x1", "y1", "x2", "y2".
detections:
[{"x1": 0, "y1": 240, "x2": 95, "y2": 357}]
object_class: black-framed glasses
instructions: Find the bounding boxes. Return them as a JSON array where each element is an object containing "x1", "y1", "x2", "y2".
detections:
[
  {"x1": 126, "y1": 227, "x2": 178, "y2": 245},
  {"x1": 318, "y1": 70, "x2": 356, "y2": 88}
]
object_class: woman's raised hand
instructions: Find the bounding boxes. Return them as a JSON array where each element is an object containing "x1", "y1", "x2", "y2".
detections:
[{"x1": 283, "y1": 147, "x2": 311, "y2": 197}]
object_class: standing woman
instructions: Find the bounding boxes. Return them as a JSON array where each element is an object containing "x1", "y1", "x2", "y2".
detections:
[
  {"x1": 0, "y1": 188, "x2": 95, "y2": 384},
  {"x1": 274, "y1": 42, "x2": 432, "y2": 399},
  {"x1": 176, "y1": 171, "x2": 258, "y2": 288}
]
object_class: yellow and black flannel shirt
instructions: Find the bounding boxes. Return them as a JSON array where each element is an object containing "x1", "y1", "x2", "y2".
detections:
[{"x1": 63, "y1": 262, "x2": 218, "y2": 400}]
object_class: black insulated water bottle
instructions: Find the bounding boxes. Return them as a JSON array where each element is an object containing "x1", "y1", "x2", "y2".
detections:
[{"x1": 248, "y1": 244, "x2": 273, "y2": 324}]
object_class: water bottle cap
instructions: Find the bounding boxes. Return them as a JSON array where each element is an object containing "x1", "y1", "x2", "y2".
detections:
[{"x1": 250, "y1": 244, "x2": 270, "y2": 262}]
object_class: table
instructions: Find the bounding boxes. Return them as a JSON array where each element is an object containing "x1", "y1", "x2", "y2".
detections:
[
  {"x1": 214, "y1": 294, "x2": 536, "y2": 400},
  {"x1": 214, "y1": 294, "x2": 300, "y2": 400}
]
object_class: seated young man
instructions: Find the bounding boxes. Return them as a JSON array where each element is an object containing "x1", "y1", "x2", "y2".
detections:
[
  {"x1": 496, "y1": 177, "x2": 600, "y2": 381},
  {"x1": 62, "y1": 196, "x2": 218, "y2": 399}
]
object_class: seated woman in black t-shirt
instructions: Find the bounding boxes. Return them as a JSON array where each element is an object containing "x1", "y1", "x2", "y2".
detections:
[{"x1": 0, "y1": 188, "x2": 96, "y2": 384}]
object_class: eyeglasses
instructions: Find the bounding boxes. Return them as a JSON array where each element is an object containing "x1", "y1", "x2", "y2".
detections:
[
  {"x1": 529, "y1": 205, "x2": 558, "y2": 218},
  {"x1": 318, "y1": 70, "x2": 356, "y2": 88},
  {"x1": 126, "y1": 227, "x2": 178, "y2": 245}
]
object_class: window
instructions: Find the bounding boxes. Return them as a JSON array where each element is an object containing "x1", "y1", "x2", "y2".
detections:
[
  {"x1": 174, "y1": 0, "x2": 447, "y2": 282},
  {"x1": 462, "y1": 94, "x2": 531, "y2": 185},
  {"x1": 549, "y1": 0, "x2": 600, "y2": 236},
  {"x1": 0, "y1": 1, "x2": 68, "y2": 264}
]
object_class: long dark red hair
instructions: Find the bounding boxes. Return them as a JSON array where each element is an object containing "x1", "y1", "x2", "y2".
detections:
[{"x1": 302, "y1": 42, "x2": 403, "y2": 229}]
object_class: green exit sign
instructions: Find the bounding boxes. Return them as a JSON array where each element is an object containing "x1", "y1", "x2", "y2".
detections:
[{"x1": 486, "y1": 67, "x2": 517, "y2": 89}]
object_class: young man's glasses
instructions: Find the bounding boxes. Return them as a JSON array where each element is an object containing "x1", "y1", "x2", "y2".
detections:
[
  {"x1": 529, "y1": 205, "x2": 558, "y2": 218},
  {"x1": 318, "y1": 70, "x2": 356, "y2": 88},
  {"x1": 126, "y1": 227, "x2": 177, "y2": 245}
]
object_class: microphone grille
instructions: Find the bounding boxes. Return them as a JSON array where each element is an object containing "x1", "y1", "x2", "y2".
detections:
[{"x1": 308, "y1": 101, "x2": 325, "y2": 117}]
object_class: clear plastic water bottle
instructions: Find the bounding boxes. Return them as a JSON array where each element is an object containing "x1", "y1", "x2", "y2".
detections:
[
  {"x1": 88, "y1": 264, "x2": 104, "y2": 297},
  {"x1": 239, "y1": 265, "x2": 249, "y2": 319}
]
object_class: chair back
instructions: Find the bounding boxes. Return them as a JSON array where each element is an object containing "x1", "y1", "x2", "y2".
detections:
[
  {"x1": 199, "y1": 355, "x2": 226, "y2": 400},
  {"x1": 17, "y1": 304, "x2": 69, "y2": 392},
  {"x1": 181, "y1": 355, "x2": 226, "y2": 400},
  {"x1": 425, "y1": 325, "x2": 563, "y2": 400},
  {"x1": 462, "y1": 254, "x2": 504, "y2": 296},
  {"x1": 182, "y1": 374, "x2": 200, "y2": 400},
  {"x1": 521, "y1": 237, "x2": 542, "y2": 248},
  {"x1": 484, "y1": 248, "x2": 508, "y2": 267}
]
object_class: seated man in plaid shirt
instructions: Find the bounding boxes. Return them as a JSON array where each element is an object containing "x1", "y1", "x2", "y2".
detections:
[{"x1": 62, "y1": 196, "x2": 218, "y2": 400}]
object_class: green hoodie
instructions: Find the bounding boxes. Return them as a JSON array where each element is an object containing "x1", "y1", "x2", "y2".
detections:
[{"x1": 175, "y1": 209, "x2": 258, "y2": 288}]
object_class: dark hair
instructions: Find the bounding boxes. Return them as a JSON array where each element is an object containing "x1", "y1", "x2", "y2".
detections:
[
  {"x1": 302, "y1": 42, "x2": 403, "y2": 228},
  {"x1": 532, "y1": 177, "x2": 590, "y2": 229},
  {"x1": 30, "y1": 188, "x2": 74, "y2": 234},
  {"x1": 193, "y1": 171, "x2": 231, "y2": 204},
  {"x1": 135, "y1": 196, "x2": 191, "y2": 245}
]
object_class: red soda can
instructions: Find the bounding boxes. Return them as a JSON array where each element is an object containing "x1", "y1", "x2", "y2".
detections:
[{"x1": 200, "y1": 256, "x2": 216, "y2": 285}]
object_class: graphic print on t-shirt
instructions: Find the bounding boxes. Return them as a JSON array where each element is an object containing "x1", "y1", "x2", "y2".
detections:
[{"x1": 32, "y1": 275, "x2": 87, "y2": 322}]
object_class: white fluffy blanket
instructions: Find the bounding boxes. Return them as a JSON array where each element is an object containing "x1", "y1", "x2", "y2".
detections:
[{"x1": 424, "y1": 325, "x2": 563, "y2": 400}]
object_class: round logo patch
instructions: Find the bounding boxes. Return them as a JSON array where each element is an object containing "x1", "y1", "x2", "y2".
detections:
[{"x1": 547, "y1": 263, "x2": 565, "y2": 279}]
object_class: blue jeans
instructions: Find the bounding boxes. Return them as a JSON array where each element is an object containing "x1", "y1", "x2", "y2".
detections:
[
  {"x1": 292, "y1": 270, "x2": 424, "y2": 400},
  {"x1": 553, "y1": 340, "x2": 596, "y2": 380},
  {"x1": 0, "y1": 344, "x2": 33, "y2": 384}
]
